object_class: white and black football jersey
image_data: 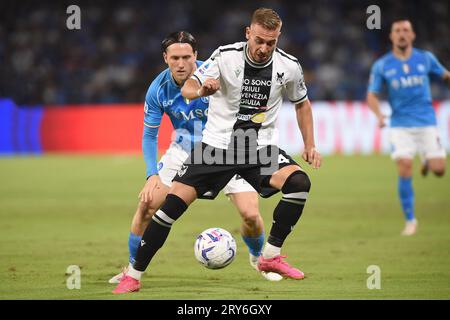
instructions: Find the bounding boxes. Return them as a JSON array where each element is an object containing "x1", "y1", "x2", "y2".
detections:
[{"x1": 192, "y1": 41, "x2": 308, "y2": 150}]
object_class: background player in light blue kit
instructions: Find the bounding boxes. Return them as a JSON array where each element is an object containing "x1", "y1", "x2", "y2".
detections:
[
  {"x1": 367, "y1": 19, "x2": 450, "y2": 236},
  {"x1": 109, "y1": 31, "x2": 281, "y2": 284}
]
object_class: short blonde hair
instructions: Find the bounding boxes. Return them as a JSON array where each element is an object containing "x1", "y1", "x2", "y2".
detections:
[{"x1": 251, "y1": 8, "x2": 282, "y2": 30}]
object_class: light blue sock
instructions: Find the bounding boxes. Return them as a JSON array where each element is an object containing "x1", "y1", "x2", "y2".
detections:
[
  {"x1": 128, "y1": 232, "x2": 142, "y2": 264},
  {"x1": 398, "y1": 177, "x2": 415, "y2": 221},
  {"x1": 242, "y1": 233, "x2": 265, "y2": 257}
]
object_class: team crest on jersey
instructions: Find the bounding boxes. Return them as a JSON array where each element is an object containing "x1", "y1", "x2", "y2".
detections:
[
  {"x1": 276, "y1": 72, "x2": 285, "y2": 84},
  {"x1": 417, "y1": 64, "x2": 425, "y2": 73},
  {"x1": 200, "y1": 96, "x2": 209, "y2": 104},
  {"x1": 402, "y1": 64, "x2": 410, "y2": 74},
  {"x1": 178, "y1": 164, "x2": 188, "y2": 177}
]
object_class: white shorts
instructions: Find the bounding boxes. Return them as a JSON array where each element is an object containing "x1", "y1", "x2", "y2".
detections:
[
  {"x1": 157, "y1": 142, "x2": 256, "y2": 194},
  {"x1": 389, "y1": 126, "x2": 447, "y2": 160}
]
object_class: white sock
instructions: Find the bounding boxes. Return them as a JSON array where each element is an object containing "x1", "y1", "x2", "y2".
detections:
[
  {"x1": 127, "y1": 262, "x2": 134, "y2": 272},
  {"x1": 126, "y1": 264, "x2": 143, "y2": 281},
  {"x1": 250, "y1": 254, "x2": 259, "y2": 262},
  {"x1": 262, "y1": 242, "x2": 281, "y2": 259},
  {"x1": 249, "y1": 253, "x2": 259, "y2": 266}
]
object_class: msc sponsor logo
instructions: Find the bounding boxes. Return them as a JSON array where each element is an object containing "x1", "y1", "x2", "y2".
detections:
[
  {"x1": 391, "y1": 75, "x2": 425, "y2": 89},
  {"x1": 171, "y1": 108, "x2": 208, "y2": 121}
]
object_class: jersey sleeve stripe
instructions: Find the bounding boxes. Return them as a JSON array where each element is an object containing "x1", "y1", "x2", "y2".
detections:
[
  {"x1": 156, "y1": 79, "x2": 171, "y2": 107},
  {"x1": 192, "y1": 74, "x2": 202, "y2": 85},
  {"x1": 276, "y1": 48, "x2": 300, "y2": 65},
  {"x1": 290, "y1": 94, "x2": 308, "y2": 104},
  {"x1": 144, "y1": 122, "x2": 160, "y2": 128}
]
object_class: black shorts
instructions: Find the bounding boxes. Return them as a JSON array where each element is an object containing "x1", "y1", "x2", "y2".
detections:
[{"x1": 172, "y1": 143, "x2": 299, "y2": 199}]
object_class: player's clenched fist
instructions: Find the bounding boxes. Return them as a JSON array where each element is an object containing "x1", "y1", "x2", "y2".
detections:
[{"x1": 199, "y1": 78, "x2": 220, "y2": 97}]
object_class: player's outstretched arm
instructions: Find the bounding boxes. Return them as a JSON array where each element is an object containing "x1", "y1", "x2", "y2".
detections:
[
  {"x1": 140, "y1": 125, "x2": 163, "y2": 203},
  {"x1": 367, "y1": 92, "x2": 386, "y2": 128},
  {"x1": 181, "y1": 78, "x2": 220, "y2": 100},
  {"x1": 295, "y1": 99, "x2": 321, "y2": 169}
]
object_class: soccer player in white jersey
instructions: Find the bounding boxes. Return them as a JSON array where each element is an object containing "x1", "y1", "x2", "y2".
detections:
[
  {"x1": 109, "y1": 31, "x2": 282, "y2": 287},
  {"x1": 367, "y1": 20, "x2": 449, "y2": 236},
  {"x1": 114, "y1": 8, "x2": 321, "y2": 294}
]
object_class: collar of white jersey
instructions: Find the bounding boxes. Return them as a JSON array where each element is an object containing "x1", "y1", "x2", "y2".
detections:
[{"x1": 244, "y1": 43, "x2": 274, "y2": 69}]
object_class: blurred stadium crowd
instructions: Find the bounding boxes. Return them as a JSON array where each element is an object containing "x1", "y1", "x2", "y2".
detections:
[{"x1": 0, "y1": 0, "x2": 448, "y2": 105}]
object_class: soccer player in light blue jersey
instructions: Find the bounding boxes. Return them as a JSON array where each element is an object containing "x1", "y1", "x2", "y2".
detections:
[
  {"x1": 367, "y1": 20, "x2": 450, "y2": 236},
  {"x1": 109, "y1": 31, "x2": 281, "y2": 285}
]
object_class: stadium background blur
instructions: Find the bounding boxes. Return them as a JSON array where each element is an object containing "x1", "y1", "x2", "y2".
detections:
[{"x1": 0, "y1": 0, "x2": 448, "y2": 105}]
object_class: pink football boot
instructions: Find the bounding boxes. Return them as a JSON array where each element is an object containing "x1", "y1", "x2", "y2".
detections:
[{"x1": 257, "y1": 255, "x2": 305, "y2": 280}]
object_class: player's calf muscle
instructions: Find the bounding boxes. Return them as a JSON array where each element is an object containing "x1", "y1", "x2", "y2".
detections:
[
  {"x1": 230, "y1": 192, "x2": 259, "y2": 218},
  {"x1": 396, "y1": 159, "x2": 413, "y2": 177}
]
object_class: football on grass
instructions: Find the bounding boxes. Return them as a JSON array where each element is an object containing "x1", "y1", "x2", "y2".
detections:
[{"x1": 194, "y1": 227, "x2": 237, "y2": 269}]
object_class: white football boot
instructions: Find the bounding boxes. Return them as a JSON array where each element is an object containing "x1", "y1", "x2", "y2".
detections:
[
  {"x1": 401, "y1": 219, "x2": 418, "y2": 236},
  {"x1": 108, "y1": 266, "x2": 128, "y2": 284}
]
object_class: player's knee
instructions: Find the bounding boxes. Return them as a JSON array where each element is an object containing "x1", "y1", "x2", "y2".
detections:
[
  {"x1": 235, "y1": 195, "x2": 259, "y2": 223},
  {"x1": 397, "y1": 159, "x2": 413, "y2": 176},
  {"x1": 429, "y1": 159, "x2": 446, "y2": 177},
  {"x1": 433, "y1": 168, "x2": 445, "y2": 177},
  {"x1": 241, "y1": 209, "x2": 261, "y2": 227},
  {"x1": 281, "y1": 170, "x2": 311, "y2": 194}
]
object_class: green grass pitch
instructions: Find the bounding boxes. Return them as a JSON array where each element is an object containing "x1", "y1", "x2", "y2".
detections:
[{"x1": 0, "y1": 154, "x2": 449, "y2": 300}]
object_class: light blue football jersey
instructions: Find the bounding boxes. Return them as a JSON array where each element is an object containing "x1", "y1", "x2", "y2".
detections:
[
  {"x1": 144, "y1": 61, "x2": 209, "y2": 151},
  {"x1": 368, "y1": 48, "x2": 446, "y2": 127}
]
